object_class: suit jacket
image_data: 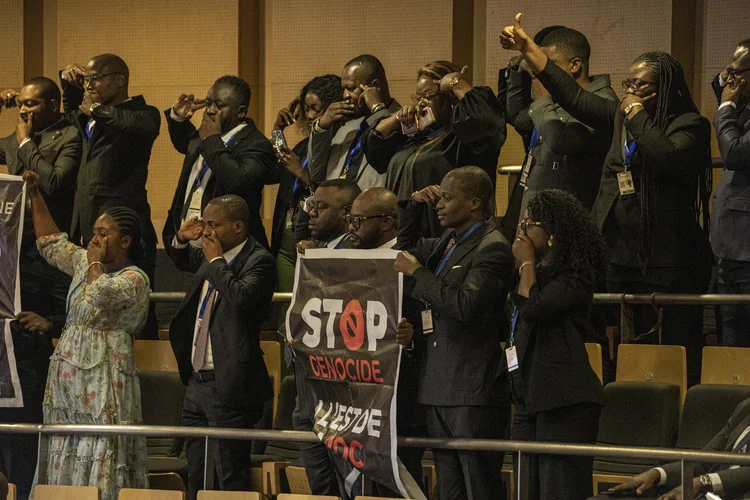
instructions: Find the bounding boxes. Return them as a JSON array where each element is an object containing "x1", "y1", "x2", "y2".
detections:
[
  {"x1": 168, "y1": 237, "x2": 276, "y2": 408},
  {"x1": 0, "y1": 118, "x2": 81, "y2": 234},
  {"x1": 661, "y1": 398, "x2": 750, "y2": 499},
  {"x1": 536, "y1": 60, "x2": 712, "y2": 270},
  {"x1": 398, "y1": 203, "x2": 513, "y2": 407},
  {"x1": 508, "y1": 72, "x2": 618, "y2": 219},
  {"x1": 268, "y1": 138, "x2": 309, "y2": 256},
  {"x1": 163, "y1": 111, "x2": 276, "y2": 253},
  {"x1": 307, "y1": 100, "x2": 400, "y2": 191},
  {"x1": 60, "y1": 75, "x2": 160, "y2": 247},
  {"x1": 711, "y1": 102, "x2": 750, "y2": 262},
  {"x1": 506, "y1": 267, "x2": 605, "y2": 414}
]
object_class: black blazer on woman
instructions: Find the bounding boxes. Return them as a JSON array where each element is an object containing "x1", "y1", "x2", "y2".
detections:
[
  {"x1": 506, "y1": 267, "x2": 605, "y2": 415},
  {"x1": 536, "y1": 60, "x2": 712, "y2": 272}
]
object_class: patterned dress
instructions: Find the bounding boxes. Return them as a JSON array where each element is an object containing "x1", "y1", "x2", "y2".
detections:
[{"x1": 31, "y1": 233, "x2": 150, "y2": 500}]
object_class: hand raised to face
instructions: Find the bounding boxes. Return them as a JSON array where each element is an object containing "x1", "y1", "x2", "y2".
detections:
[{"x1": 173, "y1": 94, "x2": 207, "y2": 120}]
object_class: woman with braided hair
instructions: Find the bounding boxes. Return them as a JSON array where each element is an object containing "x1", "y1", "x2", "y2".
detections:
[
  {"x1": 23, "y1": 170, "x2": 149, "y2": 499},
  {"x1": 502, "y1": 13, "x2": 713, "y2": 386}
]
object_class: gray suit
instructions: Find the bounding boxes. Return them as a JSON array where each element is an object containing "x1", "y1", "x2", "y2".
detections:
[{"x1": 307, "y1": 100, "x2": 400, "y2": 190}]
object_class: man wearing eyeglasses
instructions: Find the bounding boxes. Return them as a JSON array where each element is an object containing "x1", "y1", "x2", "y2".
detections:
[{"x1": 711, "y1": 38, "x2": 750, "y2": 348}]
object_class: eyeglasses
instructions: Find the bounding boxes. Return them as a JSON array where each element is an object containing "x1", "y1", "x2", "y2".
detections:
[
  {"x1": 519, "y1": 219, "x2": 544, "y2": 235},
  {"x1": 83, "y1": 72, "x2": 121, "y2": 85},
  {"x1": 726, "y1": 68, "x2": 750, "y2": 81},
  {"x1": 621, "y1": 78, "x2": 655, "y2": 92},
  {"x1": 344, "y1": 214, "x2": 390, "y2": 230},
  {"x1": 410, "y1": 93, "x2": 439, "y2": 105}
]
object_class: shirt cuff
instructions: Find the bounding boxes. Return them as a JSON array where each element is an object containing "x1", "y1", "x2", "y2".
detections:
[
  {"x1": 172, "y1": 236, "x2": 189, "y2": 249},
  {"x1": 18, "y1": 138, "x2": 32, "y2": 149},
  {"x1": 210, "y1": 256, "x2": 224, "y2": 263},
  {"x1": 654, "y1": 467, "x2": 667, "y2": 486},
  {"x1": 719, "y1": 101, "x2": 738, "y2": 110},
  {"x1": 170, "y1": 108, "x2": 188, "y2": 122},
  {"x1": 707, "y1": 473, "x2": 723, "y2": 496},
  {"x1": 719, "y1": 75, "x2": 726, "y2": 87}
]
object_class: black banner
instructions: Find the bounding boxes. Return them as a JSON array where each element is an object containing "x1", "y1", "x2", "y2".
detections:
[
  {"x1": 286, "y1": 248, "x2": 407, "y2": 496},
  {"x1": 0, "y1": 175, "x2": 26, "y2": 407}
]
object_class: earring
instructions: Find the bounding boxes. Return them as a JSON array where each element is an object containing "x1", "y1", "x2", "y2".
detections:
[{"x1": 547, "y1": 235, "x2": 554, "y2": 247}]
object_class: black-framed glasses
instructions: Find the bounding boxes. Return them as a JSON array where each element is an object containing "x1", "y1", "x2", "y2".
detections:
[
  {"x1": 344, "y1": 213, "x2": 390, "y2": 230},
  {"x1": 621, "y1": 78, "x2": 655, "y2": 92},
  {"x1": 410, "y1": 93, "x2": 439, "y2": 105},
  {"x1": 727, "y1": 67, "x2": 750, "y2": 81},
  {"x1": 519, "y1": 219, "x2": 544, "y2": 235},
  {"x1": 83, "y1": 72, "x2": 121, "y2": 85}
]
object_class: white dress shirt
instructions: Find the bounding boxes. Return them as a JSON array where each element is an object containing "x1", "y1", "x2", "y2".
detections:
[
  {"x1": 326, "y1": 233, "x2": 349, "y2": 249},
  {"x1": 379, "y1": 237, "x2": 398, "y2": 249},
  {"x1": 189, "y1": 239, "x2": 247, "y2": 371}
]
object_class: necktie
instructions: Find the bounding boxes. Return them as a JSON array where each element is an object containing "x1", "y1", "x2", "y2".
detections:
[
  {"x1": 192, "y1": 287, "x2": 216, "y2": 372},
  {"x1": 342, "y1": 120, "x2": 369, "y2": 180},
  {"x1": 443, "y1": 236, "x2": 456, "y2": 256},
  {"x1": 713, "y1": 428, "x2": 750, "y2": 473},
  {"x1": 85, "y1": 118, "x2": 95, "y2": 145}
]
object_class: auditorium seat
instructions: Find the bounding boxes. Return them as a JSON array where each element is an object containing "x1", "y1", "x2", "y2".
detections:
[
  {"x1": 585, "y1": 342, "x2": 604, "y2": 384},
  {"x1": 277, "y1": 495, "x2": 340, "y2": 500},
  {"x1": 615, "y1": 344, "x2": 687, "y2": 406},
  {"x1": 592, "y1": 381, "x2": 680, "y2": 494},
  {"x1": 33, "y1": 485, "x2": 100, "y2": 500},
  {"x1": 250, "y1": 375, "x2": 300, "y2": 494},
  {"x1": 139, "y1": 371, "x2": 188, "y2": 490},
  {"x1": 8, "y1": 483, "x2": 16, "y2": 500},
  {"x1": 118, "y1": 489, "x2": 185, "y2": 499},
  {"x1": 677, "y1": 384, "x2": 750, "y2": 450},
  {"x1": 284, "y1": 466, "x2": 313, "y2": 495},
  {"x1": 197, "y1": 492, "x2": 265, "y2": 499},
  {"x1": 134, "y1": 340, "x2": 179, "y2": 372},
  {"x1": 701, "y1": 346, "x2": 750, "y2": 385},
  {"x1": 261, "y1": 340, "x2": 282, "y2": 417}
]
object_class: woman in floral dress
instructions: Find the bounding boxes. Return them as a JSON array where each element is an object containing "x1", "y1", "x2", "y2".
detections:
[{"x1": 24, "y1": 172, "x2": 149, "y2": 500}]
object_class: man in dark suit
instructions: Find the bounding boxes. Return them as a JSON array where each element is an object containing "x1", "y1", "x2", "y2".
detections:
[
  {"x1": 163, "y1": 76, "x2": 276, "y2": 252},
  {"x1": 394, "y1": 166, "x2": 514, "y2": 500},
  {"x1": 60, "y1": 53, "x2": 160, "y2": 338},
  {"x1": 711, "y1": 38, "x2": 750, "y2": 347},
  {"x1": 0, "y1": 77, "x2": 80, "y2": 500},
  {"x1": 168, "y1": 195, "x2": 275, "y2": 500},
  {"x1": 597, "y1": 398, "x2": 750, "y2": 499}
]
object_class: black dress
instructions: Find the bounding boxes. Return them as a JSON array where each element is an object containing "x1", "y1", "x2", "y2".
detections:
[{"x1": 363, "y1": 86, "x2": 507, "y2": 238}]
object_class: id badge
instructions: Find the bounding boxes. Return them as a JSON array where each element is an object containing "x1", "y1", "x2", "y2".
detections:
[
  {"x1": 189, "y1": 187, "x2": 203, "y2": 212},
  {"x1": 285, "y1": 207, "x2": 294, "y2": 229},
  {"x1": 421, "y1": 309, "x2": 434, "y2": 334},
  {"x1": 505, "y1": 346, "x2": 519, "y2": 372},
  {"x1": 617, "y1": 171, "x2": 635, "y2": 195},
  {"x1": 519, "y1": 152, "x2": 533, "y2": 187}
]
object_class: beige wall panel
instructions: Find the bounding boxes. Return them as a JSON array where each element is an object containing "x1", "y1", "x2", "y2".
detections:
[
  {"x1": 54, "y1": 0, "x2": 239, "y2": 241},
  {"x1": 0, "y1": 0, "x2": 24, "y2": 145}
]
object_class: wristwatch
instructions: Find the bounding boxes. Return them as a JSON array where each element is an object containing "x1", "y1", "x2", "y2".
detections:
[
  {"x1": 448, "y1": 75, "x2": 462, "y2": 91},
  {"x1": 90, "y1": 102, "x2": 102, "y2": 114},
  {"x1": 623, "y1": 102, "x2": 644, "y2": 115},
  {"x1": 699, "y1": 474, "x2": 713, "y2": 493}
]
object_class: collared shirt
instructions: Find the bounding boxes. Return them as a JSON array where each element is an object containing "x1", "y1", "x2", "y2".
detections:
[
  {"x1": 655, "y1": 424, "x2": 750, "y2": 497},
  {"x1": 190, "y1": 239, "x2": 247, "y2": 371},
  {"x1": 379, "y1": 237, "x2": 398, "y2": 249},
  {"x1": 326, "y1": 233, "x2": 348, "y2": 249}
]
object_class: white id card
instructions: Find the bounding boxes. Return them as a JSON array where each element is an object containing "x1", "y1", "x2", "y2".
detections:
[
  {"x1": 617, "y1": 171, "x2": 635, "y2": 195},
  {"x1": 519, "y1": 153, "x2": 533, "y2": 187},
  {"x1": 285, "y1": 207, "x2": 294, "y2": 229},
  {"x1": 189, "y1": 186, "x2": 203, "y2": 212},
  {"x1": 505, "y1": 346, "x2": 519, "y2": 372},
  {"x1": 421, "y1": 309, "x2": 434, "y2": 334}
]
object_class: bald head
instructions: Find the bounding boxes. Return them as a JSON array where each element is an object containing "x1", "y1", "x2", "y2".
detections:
[
  {"x1": 90, "y1": 53, "x2": 129, "y2": 80},
  {"x1": 349, "y1": 188, "x2": 399, "y2": 249}
]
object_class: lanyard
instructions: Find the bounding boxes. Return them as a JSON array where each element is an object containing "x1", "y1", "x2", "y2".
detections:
[
  {"x1": 529, "y1": 127, "x2": 540, "y2": 150},
  {"x1": 197, "y1": 254, "x2": 238, "y2": 319},
  {"x1": 333, "y1": 233, "x2": 350, "y2": 249},
  {"x1": 434, "y1": 221, "x2": 485, "y2": 276},
  {"x1": 341, "y1": 120, "x2": 369, "y2": 177},
  {"x1": 292, "y1": 156, "x2": 309, "y2": 196},
  {"x1": 624, "y1": 139, "x2": 637, "y2": 170},
  {"x1": 509, "y1": 306, "x2": 520, "y2": 347},
  {"x1": 66, "y1": 260, "x2": 133, "y2": 312},
  {"x1": 198, "y1": 134, "x2": 239, "y2": 188}
]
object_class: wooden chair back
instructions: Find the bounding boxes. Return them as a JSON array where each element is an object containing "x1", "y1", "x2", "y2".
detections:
[
  {"x1": 197, "y1": 492, "x2": 263, "y2": 499},
  {"x1": 134, "y1": 340, "x2": 179, "y2": 372},
  {"x1": 701, "y1": 346, "x2": 750, "y2": 385},
  {"x1": 616, "y1": 344, "x2": 687, "y2": 406},
  {"x1": 118, "y1": 488, "x2": 185, "y2": 499},
  {"x1": 585, "y1": 342, "x2": 604, "y2": 383},
  {"x1": 34, "y1": 485, "x2": 101, "y2": 500},
  {"x1": 261, "y1": 340, "x2": 281, "y2": 416}
]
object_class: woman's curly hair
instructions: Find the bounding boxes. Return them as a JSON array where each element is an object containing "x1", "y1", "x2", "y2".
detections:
[
  {"x1": 526, "y1": 189, "x2": 606, "y2": 281},
  {"x1": 297, "y1": 74, "x2": 343, "y2": 133}
]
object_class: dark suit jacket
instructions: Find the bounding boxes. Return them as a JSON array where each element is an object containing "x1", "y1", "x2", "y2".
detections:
[
  {"x1": 267, "y1": 138, "x2": 309, "y2": 256},
  {"x1": 162, "y1": 111, "x2": 276, "y2": 253},
  {"x1": 506, "y1": 267, "x2": 604, "y2": 414},
  {"x1": 169, "y1": 237, "x2": 276, "y2": 408},
  {"x1": 661, "y1": 398, "x2": 750, "y2": 499},
  {"x1": 0, "y1": 118, "x2": 81, "y2": 233},
  {"x1": 711, "y1": 101, "x2": 750, "y2": 262},
  {"x1": 398, "y1": 203, "x2": 513, "y2": 407},
  {"x1": 536, "y1": 60, "x2": 712, "y2": 270},
  {"x1": 60, "y1": 75, "x2": 160, "y2": 247}
]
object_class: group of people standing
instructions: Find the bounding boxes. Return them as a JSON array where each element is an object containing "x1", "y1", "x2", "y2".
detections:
[{"x1": 0, "y1": 9, "x2": 747, "y2": 500}]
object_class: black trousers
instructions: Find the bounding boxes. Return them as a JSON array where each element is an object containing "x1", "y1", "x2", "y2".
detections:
[
  {"x1": 512, "y1": 400, "x2": 601, "y2": 500},
  {"x1": 426, "y1": 404, "x2": 508, "y2": 500},
  {"x1": 181, "y1": 376, "x2": 264, "y2": 500},
  {"x1": 607, "y1": 266, "x2": 710, "y2": 387}
]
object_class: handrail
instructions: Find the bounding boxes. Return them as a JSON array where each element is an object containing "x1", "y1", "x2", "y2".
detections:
[
  {"x1": 498, "y1": 165, "x2": 522, "y2": 175},
  {"x1": 150, "y1": 291, "x2": 750, "y2": 306}
]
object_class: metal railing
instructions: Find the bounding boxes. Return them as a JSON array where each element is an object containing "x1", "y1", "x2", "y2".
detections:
[{"x1": 2, "y1": 422, "x2": 745, "y2": 499}]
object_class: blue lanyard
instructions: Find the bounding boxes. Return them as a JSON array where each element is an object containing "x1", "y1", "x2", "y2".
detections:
[
  {"x1": 342, "y1": 120, "x2": 369, "y2": 176},
  {"x1": 529, "y1": 127, "x2": 540, "y2": 149},
  {"x1": 199, "y1": 134, "x2": 239, "y2": 188},
  {"x1": 292, "y1": 156, "x2": 309, "y2": 195},
  {"x1": 333, "y1": 233, "x2": 350, "y2": 249},
  {"x1": 509, "y1": 306, "x2": 520, "y2": 346},
  {"x1": 197, "y1": 254, "x2": 238, "y2": 319},
  {"x1": 434, "y1": 221, "x2": 485, "y2": 276},
  {"x1": 66, "y1": 280, "x2": 85, "y2": 313},
  {"x1": 624, "y1": 139, "x2": 637, "y2": 169}
]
